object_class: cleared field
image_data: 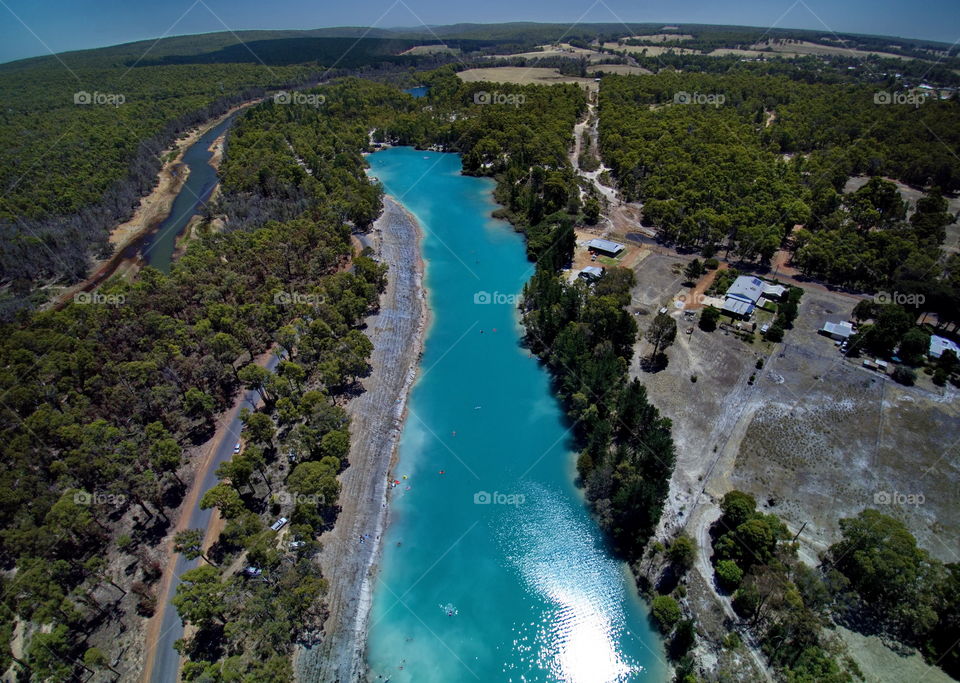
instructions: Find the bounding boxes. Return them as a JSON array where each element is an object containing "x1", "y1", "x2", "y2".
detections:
[
  {"x1": 621, "y1": 241, "x2": 960, "y2": 566},
  {"x1": 604, "y1": 38, "x2": 916, "y2": 61},
  {"x1": 751, "y1": 39, "x2": 911, "y2": 60},
  {"x1": 456, "y1": 67, "x2": 598, "y2": 90},
  {"x1": 731, "y1": 288, "x2": 960, "y2": 564},
  {"x1": 603, "y1": 42, "x2": 699, "y2": 56},
  {"x1": 486, "y1": 43, "x2": 608, "y2": 63},
  {"x1": 399, "y1": 44, "x2": 460, "y2": 55},
  {"x1": 624, "y1": 33, "x2": 695, "y2": 42},
  {"x1": 588, "y1": 64, "x2": 653, "y2": 76}
]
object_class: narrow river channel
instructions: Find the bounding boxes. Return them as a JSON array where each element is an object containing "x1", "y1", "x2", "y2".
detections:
[
  {"x1": 140, "y1": 112, "x2": 236, "y2": 272},
  {"x1": 365, "y1": 147, "x2": 665, "y2": 682}
]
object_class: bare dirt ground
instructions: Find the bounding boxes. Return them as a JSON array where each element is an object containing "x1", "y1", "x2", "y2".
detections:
[
  {"x1": 457, "y1": 67, "x2": 598, "y2": 92},
  {"x1": 623, "y1": 240, "x2": 960, "y2": 680},
  {"x1": 588, "y1": 64, "x2": 653, "y2": 76},
  {"x1": 837, "y1": 625, "x2": 954, "y2": 683},
  {"x1": 295, "y1": 196, "x2": 426, "y2": 683}
]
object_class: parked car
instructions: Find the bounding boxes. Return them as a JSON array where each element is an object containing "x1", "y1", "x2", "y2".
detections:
[
  {"x1": 270, "y1": 516, "x2": 289, "y2": 532},
  {"x1": 244, "y1": 566, "x2": 262, "y2": 577},
  {"x1": 289, "y1": 540, "x2": 306, "y2": 550},
  {"x1": 233, "y1": 442, "x2": 241, "y2": 454}
]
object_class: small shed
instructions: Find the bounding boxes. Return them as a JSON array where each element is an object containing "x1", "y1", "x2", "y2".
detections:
[
  {"x1": 585, "y1": 238, "x2": 625, "y2": 257},
  {"x1": 929, "y1": 335, "x2": 960, "y2": 359},
  {"x1": 763, "y1": 283, "x2": 788, "y2": 300},
  {"x1": 579, "y1": 266, "x2": 603, "y2": 281},
  {"x1": 821, "y1": 321, "x2": 854, "y2": 341}
]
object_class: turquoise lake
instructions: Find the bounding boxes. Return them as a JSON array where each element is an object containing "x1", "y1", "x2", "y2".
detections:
[{"x1": 365, "y1": 147, "x2": 665, "y2": 682}]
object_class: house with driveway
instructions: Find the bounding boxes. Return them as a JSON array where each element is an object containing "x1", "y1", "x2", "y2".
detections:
[{"x1": 721, "y1": 276, "x2": 786, "y2": 319}]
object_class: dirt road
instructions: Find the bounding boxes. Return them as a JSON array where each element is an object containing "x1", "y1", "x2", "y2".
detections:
[
  {"x1": 139, "y1": 349, "x2": 279, "y2": 683},
  {"x1": 295, "y1": 196, "x2": 425, "y2": 682}
]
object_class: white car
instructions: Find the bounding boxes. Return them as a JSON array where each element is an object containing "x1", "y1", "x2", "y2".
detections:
[
  {"x1": 244, "y1": 566, "x2": 262, "y2": 577},
  {"x1": 289, "y1": 540, "x2": 306, "y2": 550},
  {"x1": 233, "y1": 442, "x2": 241, "y2": 454},
  {"x1": 270, "y1": 517, "x2": 289, "y2": 532}
]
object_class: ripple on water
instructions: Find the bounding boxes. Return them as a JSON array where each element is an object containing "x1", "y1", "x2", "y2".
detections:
[{"x1": 497, "y1": 485, "x2": 643, "y2": 682}]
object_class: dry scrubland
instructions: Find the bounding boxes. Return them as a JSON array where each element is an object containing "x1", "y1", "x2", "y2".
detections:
[
  {"x1": 456, "y1": 67, "x2": 598, "y2": 90},
  {"x1": 603, "y1": 38, "x2": 913, "y2": 61},
  {"x1": 399, "y1": 44, "x2": 460, "y2": 55},
  {"x1": 626, "y1": 251, "x2": 960, "y2": 563},
  {"x1": 624, "y1": 246, "x2": 959, "y2": 679},
  {"x1": 732, "y1": 287, "x2": 960, "y2": 563}
]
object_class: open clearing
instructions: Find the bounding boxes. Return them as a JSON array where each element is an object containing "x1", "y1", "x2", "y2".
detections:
[
  {"x1": 589, "y1": 64, "x2": 653, "y2": 76},
  {"x1": 619, "y1": 240, "x2": 960, "y2": 679},
  {"x1": 751, "y1": 39, "x2": 911, "y2": 61},
  {"x1": 603, "y1": 42, "x2": 699, "y2": 56},
  {"x1": 399, "y1": 44, "x2": 460, "y2": 55},
  {"x1": 491, "y1": 43, "x2": 604, "y2": 61},
  {"x1": 624, "y1": 250, "x2": 960, "y2": 563},
  {"x1": 602, "y1": 38, "x2": 916, "y2": 61},
  {"x1": 457, "y1": 67, "x2": 598, "y2": 90},
  {"x1": 624, "y1": 33, "x2": 695, "y2": 43}
]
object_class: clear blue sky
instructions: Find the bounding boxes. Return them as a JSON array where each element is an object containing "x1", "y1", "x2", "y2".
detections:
[{"x1": 1, "y1": 0, "x2": 957, "y2": 63}]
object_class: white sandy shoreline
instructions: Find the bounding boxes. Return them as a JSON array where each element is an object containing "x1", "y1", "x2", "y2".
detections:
[{"x1": 295, "y1": 194, "x2": 427, "y2": 682}]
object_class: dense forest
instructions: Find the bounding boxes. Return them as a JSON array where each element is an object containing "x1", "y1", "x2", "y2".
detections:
[
  {"x1": 0, "y1": 61, "x2": 316, "y2": 306},
  {"x1": 0, "y1": 77, "x2": 399, "y2": 679},
  {"x1": 598, "y1": 73, "x2": 960, "y2": 308}
]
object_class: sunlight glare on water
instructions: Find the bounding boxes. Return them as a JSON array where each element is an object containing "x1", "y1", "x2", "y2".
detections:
[{"x1": 503, "y1": 486, "x2": 641, "y2": 682}]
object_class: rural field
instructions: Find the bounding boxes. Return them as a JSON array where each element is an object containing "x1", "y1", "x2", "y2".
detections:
[
  {"x1": 624, "y1": 250, "x2": 960, "y2": 562},
  {"x1": 620, "y1": 243, "x2": 959, "y2": 680},
  {"x1": 456, "y1": 66, "x2": 598, "y2": 90}
]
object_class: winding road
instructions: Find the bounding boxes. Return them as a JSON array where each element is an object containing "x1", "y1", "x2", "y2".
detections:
[{"x1": 141, "y1": 352, "x2": 280, "y2": 683}]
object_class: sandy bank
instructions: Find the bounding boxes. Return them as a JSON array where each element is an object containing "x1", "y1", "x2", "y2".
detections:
[
  {"x1": 49, "y1": 101, "x2": 256, "y2": 310},
  {"x1": 295, "y1": 195, "x2": 426, "y2": 682}
]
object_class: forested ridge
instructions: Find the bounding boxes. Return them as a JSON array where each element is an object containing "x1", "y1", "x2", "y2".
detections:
[
  {"x1": 0, "y1": 78, "x2": 398, "y2": 679},
  {"x1": 598, "y1": 73, "x2": 960, "y2": 305},
  {"x1": 0, "y1": 61, "x2": 315, "y2": 304}
]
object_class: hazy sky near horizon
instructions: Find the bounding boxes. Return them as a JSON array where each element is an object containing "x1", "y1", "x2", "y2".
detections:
[{"x1": 0, "y1": 0, "x2": 957, "y2": 64}]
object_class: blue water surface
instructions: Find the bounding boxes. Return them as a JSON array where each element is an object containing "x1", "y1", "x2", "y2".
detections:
[{"x1": 365, "y1": 147, "x2": 666, "y2": 683}]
